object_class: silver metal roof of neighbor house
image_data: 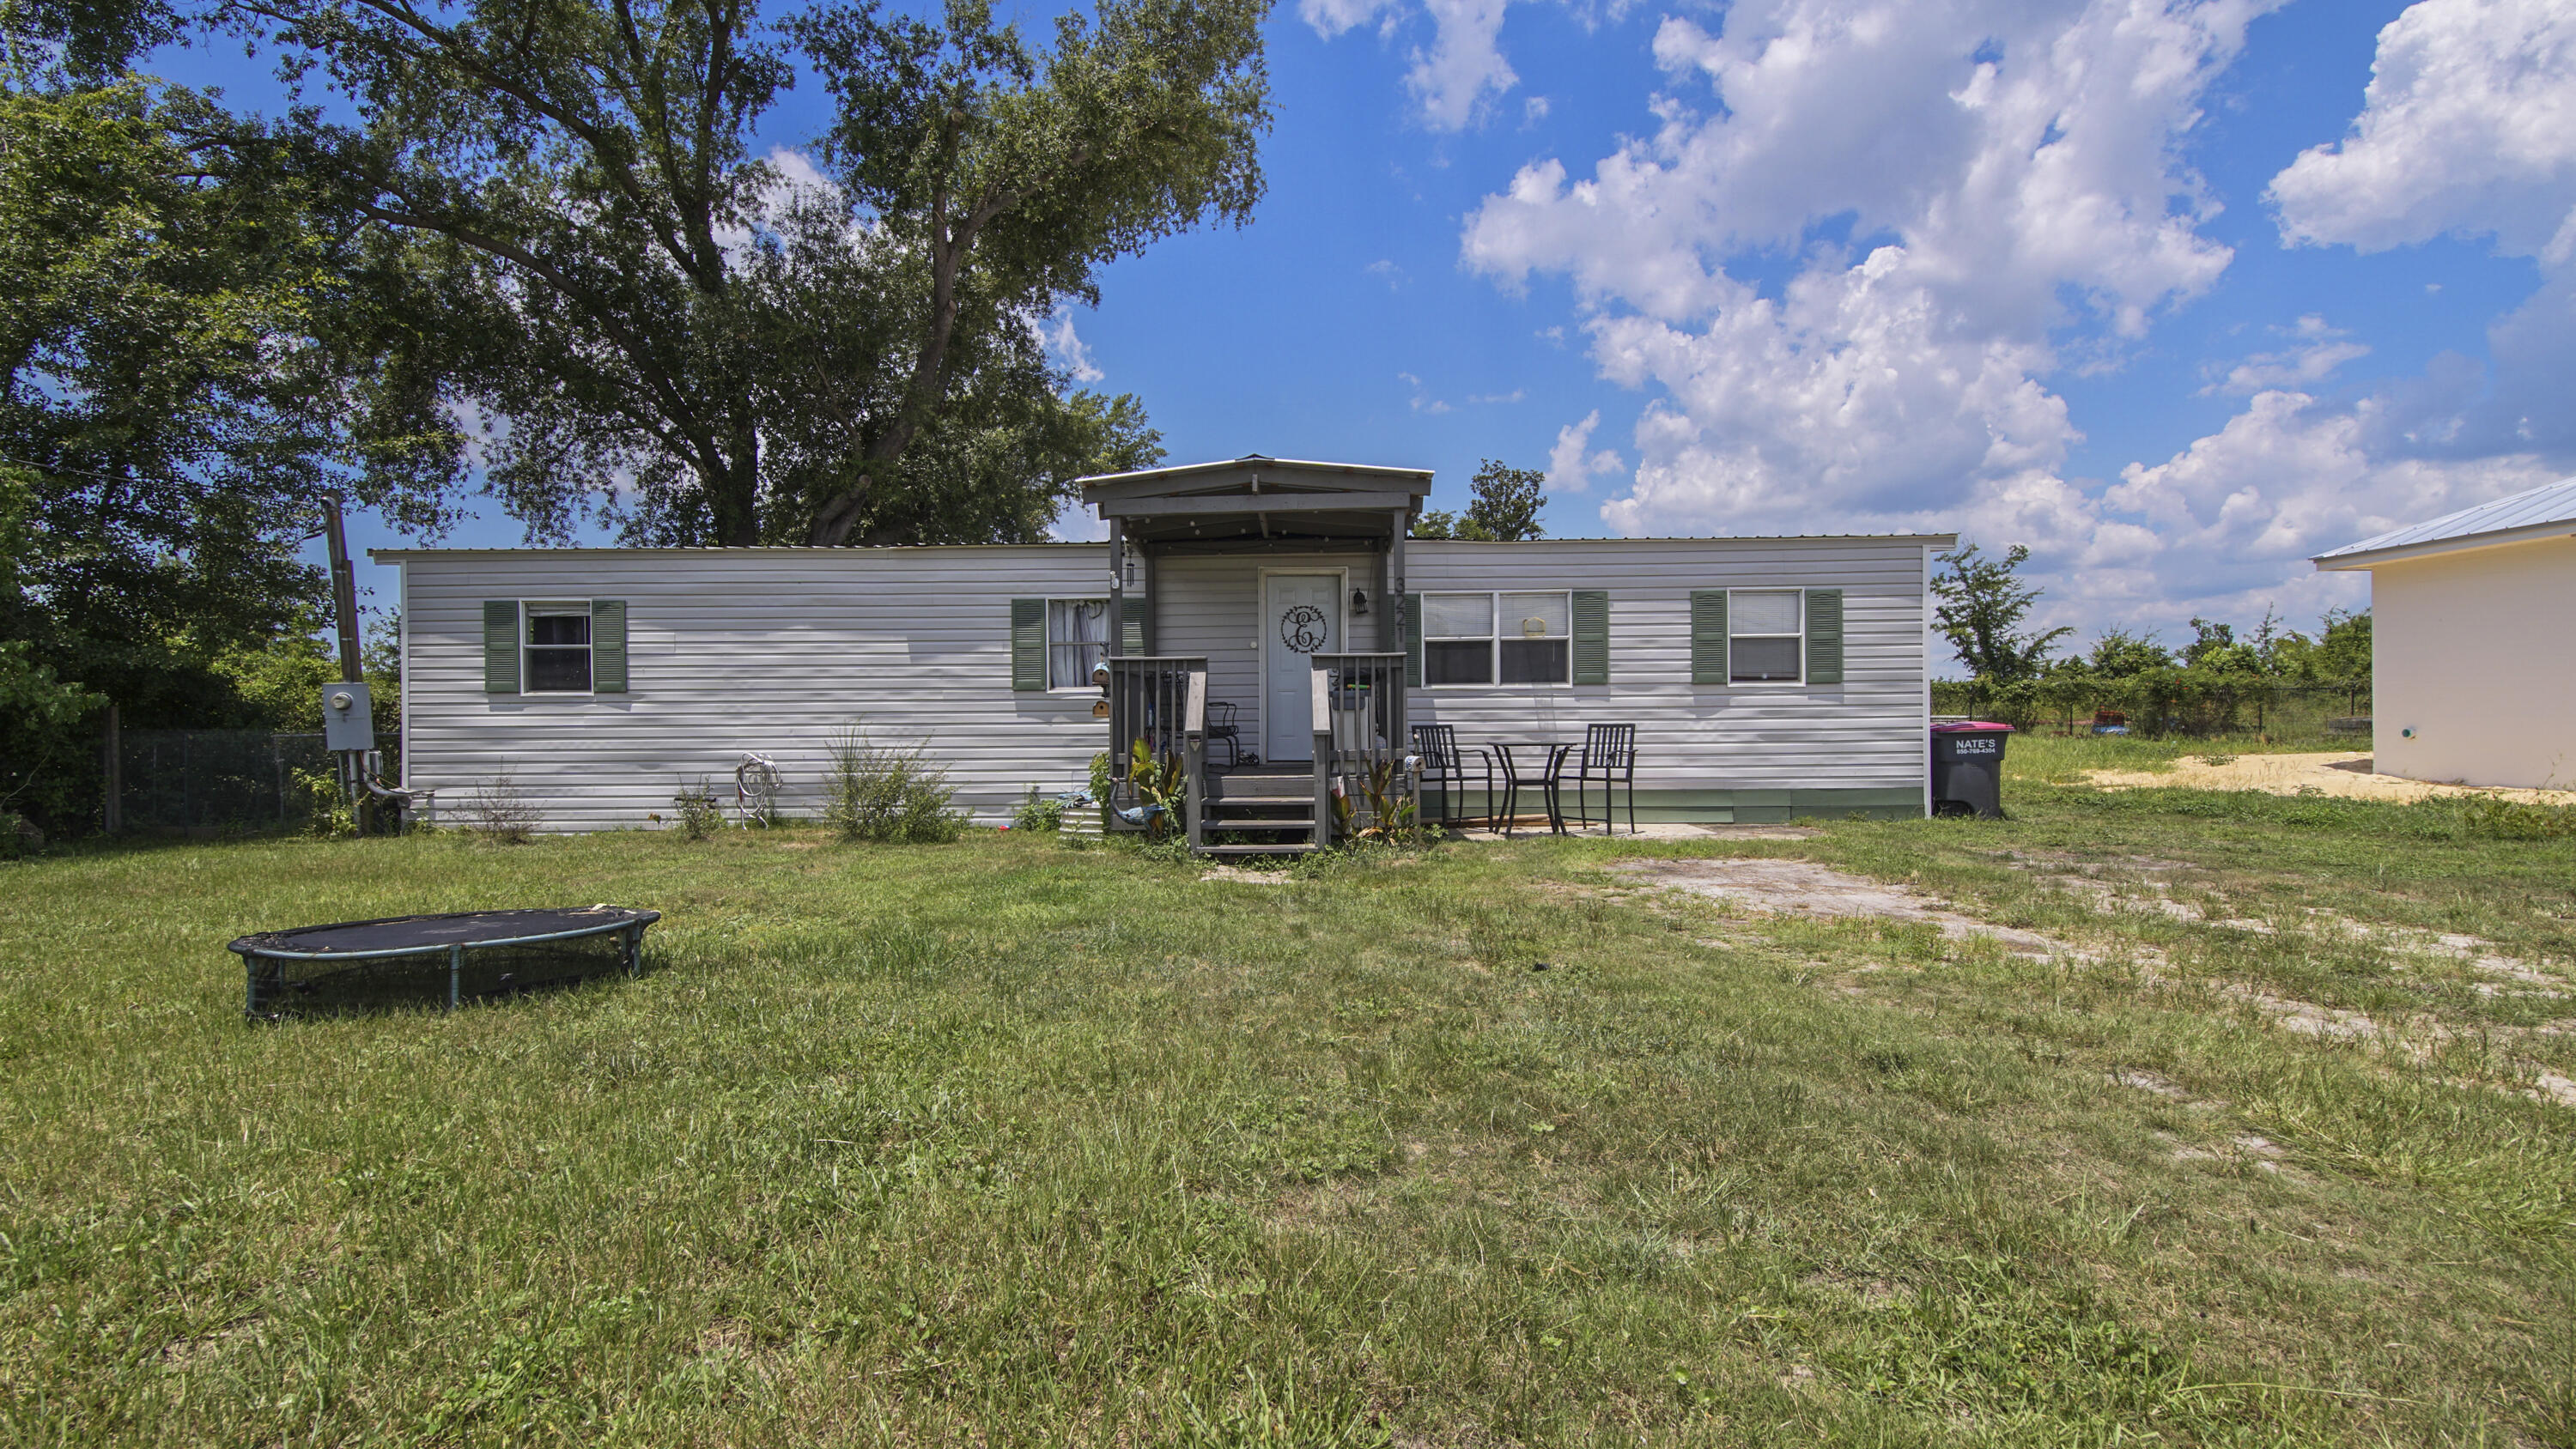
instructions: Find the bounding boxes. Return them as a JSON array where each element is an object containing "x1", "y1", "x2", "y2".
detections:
[{"x1": 2313, "y1": 474, "x2": 2576, "y2": 570}]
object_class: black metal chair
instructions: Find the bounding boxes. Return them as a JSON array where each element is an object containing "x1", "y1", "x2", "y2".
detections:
[
  {"x1": 1206, "y1": 701, "x2": 1243, "y2": 768},
  {"x1": 1554, "y1": 723, "x2": 1638, "y2": 835},
  {"x1": 1410, "y1": 724, "x2": 1495, "y2": 829}
]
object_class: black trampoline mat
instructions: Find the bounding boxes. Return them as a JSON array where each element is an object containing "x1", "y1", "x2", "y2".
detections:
[{"x1": 229, "y1": 906, "x2": 660, "y2": 959}]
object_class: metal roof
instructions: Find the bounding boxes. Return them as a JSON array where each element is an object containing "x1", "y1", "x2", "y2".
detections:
[
  {"x1": 2314, "y1": 474, "x2": 2576, "y2": 569},
  {"x1": 1076, "y1": 453, "x2": 1435, "y2": 489}
]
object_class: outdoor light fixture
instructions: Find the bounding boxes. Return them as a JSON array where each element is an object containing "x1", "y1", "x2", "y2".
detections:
[{"x1": 1352, "y1": 588, "x2": 1370, "y2": 617}]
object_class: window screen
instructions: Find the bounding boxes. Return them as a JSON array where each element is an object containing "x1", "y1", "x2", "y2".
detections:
[
  {"x1": 1048, "y1": 599, "x2": 1109, "y2": 690},
  {"x1": 524, "y1": 603, "x2": 592, "y2": 692},
  {"x1": 1728, "y1": 589, "x2": 1802, "y2": 682},
  {"x1": 1498, "y1": 591, "x2": 1571, "y2": 684},
  {"x1": 1422, "y1": 591, "x2": 1572, "y2": 686}
]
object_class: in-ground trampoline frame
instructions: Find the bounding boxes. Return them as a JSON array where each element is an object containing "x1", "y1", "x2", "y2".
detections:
[{"x1": 227, "y1": 906, "x2": 662, "y2": 1017}]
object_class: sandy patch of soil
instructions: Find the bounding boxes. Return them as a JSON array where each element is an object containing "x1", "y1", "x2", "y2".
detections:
[
  {"x1": 1619, "y1": 855, "x2": 2576, "y2": 1111},
  {"x1": 2083, "y1": 751, "x2": 2576, "y2": 806},
  {"x1": 1199, "y1": 865, "x2": 1291, "y2": 884},
  {"x1": 1611, "y1": 858, "x2": 2070, "y2": 960}
]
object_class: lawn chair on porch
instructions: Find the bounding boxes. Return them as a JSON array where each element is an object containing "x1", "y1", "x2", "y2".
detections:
[
  {"x1": 1554, "y1": 723, "x2": 1638, "y2": 835},
  {"x1": 1206, "y1": 701, "x2": 1244, "y2": 768},
  {"x1": 1410, "y1": 724, "x2": 1495, "y2": 830}
]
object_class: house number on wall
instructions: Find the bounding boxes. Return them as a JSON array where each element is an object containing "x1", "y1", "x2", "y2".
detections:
[{"x1": 1279, "y1": 604, "x2": 1329, "y2": 653}]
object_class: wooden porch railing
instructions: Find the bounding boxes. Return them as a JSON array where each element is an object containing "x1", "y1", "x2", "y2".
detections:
[
  {"x1": 1309, "y1": 652, "x2": 1411, "y2": 843},
  {"x1": 1104, "y1": 655, "x2": 1206, "y2": 840}
]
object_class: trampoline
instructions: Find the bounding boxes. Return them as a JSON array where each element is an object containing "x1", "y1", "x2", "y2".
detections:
[{"x1": 228, "y1": 906, "x2": 659, "y2": 1018}]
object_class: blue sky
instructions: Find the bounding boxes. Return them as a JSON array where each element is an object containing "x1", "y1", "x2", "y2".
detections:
[{"x1": 167, "y1": 0, "x2": 2575, "y2": 652}]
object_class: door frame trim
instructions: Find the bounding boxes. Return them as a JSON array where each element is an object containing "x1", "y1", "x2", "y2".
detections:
[{"x1": 1256, "y1": 566, "x2": 1350, "y2": 764}]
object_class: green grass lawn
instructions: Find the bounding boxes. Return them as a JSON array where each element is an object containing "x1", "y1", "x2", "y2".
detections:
[{"x1": 3, "y1": 747, "x2": 2572, "y2": 1446}]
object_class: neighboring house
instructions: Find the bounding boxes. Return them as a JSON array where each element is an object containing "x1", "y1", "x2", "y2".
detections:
[
  {"x1": 2313, "y1": 475, "x2": 2576, "y2": 790},
  {"x1": 377, "y1": 456, "x2": 1954, "y2": 844}
]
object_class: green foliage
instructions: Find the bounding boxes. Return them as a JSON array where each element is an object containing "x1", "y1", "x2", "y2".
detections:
[
  {"x1": 1327, "y1": 758, "x2": 1426, "y2": 847},
  {"x1": 2082, "y1": 627, "x2": 2174, "y2": 678},
  {"x1": 0, "y1": 82, "x2": 457, "y2": 728},
  {"x1": 1930, "y1": 542, "x2": 2071, "y2": 684},
  {"x1": 289, "y1": 764, "x2": 355, "y2": 839},
  {"x1": 671, "y1": 779, "x2": 725, "y2": 840},
  {"x1": 823, "y1": 731, "x2": 967, "y2": 843},
  {"x1": 2463, "y1": 793, "x2": 2576, "y2": 841},
  {"x1": 1410, "y1": 508, "x2": 1454, "y2": 540},
  {"x1": 260, "y1": 0, "x2": 1261, "y2": 546},
  {"x1": 1454, "y1": 458, "x2": 1546, "y2": 541},
  {"x1": 1012, "y1": 786, "x2": 1066, "y2": 832},
  {"x1": 1124, "y1": 736, "x2": 1187, "y2": 839},
  {"x1": 1088, "y1": 749, "x2": 1115, "y2": 805}
]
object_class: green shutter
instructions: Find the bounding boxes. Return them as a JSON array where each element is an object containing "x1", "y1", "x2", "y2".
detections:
[
  {"x1": 483, "y1": 600, "x2": 519, "y2": 694},
  {"x1": 592, "y1": 599, "x2": 627, "y2": 693},
  {"x1": 1571, "y1": 590, "x2": 1609, "y2": 685},
  {"x1": 1690, "y1": 591, "x2": 1728, "y2": 686},
  {"x1": 1121, "y1": 596, "x2": 1147, "y2": 655},
  {"x1": 1011, "y1": 598, "x2": 1047, "y2": 691},
  {"x1": 1805, "y1": 588, "x2": 1844, "y2": 685},
  {"x1": 1403, "y1": 593, "x2": 1424, "y2": 688}
]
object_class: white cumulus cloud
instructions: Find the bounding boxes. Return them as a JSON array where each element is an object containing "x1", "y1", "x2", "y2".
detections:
[
  {"x1": 1465, "y1": 0, "x2": 2267, "y2": 568},
  {"x1": 2268, "y1": 0, "x2": 2576, "y2": 259},
  {"x1": 1546, "y1": 409, "x2": 1625, "y2": 493}
]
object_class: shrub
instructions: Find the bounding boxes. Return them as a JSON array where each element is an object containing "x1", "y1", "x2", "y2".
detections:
[
  {"x1": 290, "y1": 765, "x2": 356, "y2": 838},
  {"x1": 2463, "y1": 793, "x2": 2576, "y2": 841},
  {"x1": 823, "y1": 731, "x2": 965, "y2": 844},
  {"x1": 0, "y1": 808, "x2": 36, "y2": 859},
  {"x1": 455, "y1": 771, "x2": 539, "y2": 845},
  {"x1": 1012, "y1": 787, "x2": 1066, "y2": 833},
  {"x1": 672, "y1": 779, "x2": 725, "y2": 840}
]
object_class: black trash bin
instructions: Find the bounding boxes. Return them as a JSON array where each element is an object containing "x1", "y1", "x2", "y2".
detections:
[{"x1": 1929, "y1": 721, "x2": 2014, "y2": 818}]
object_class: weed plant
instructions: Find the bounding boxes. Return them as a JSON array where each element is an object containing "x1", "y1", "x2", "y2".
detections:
[{"x1": 821, "y1": 731, "x2": 964, "y2": 844}]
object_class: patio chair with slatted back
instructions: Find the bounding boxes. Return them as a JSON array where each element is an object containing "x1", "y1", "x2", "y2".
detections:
[
  {"x1": 1410, "y1": 724, "x2": 1495, "y2": 829},
  {"x1": 1205, "y1": 701, "x2": 1243, "y2": 768},
  {"x1": 1555, "y1": 723, "x2": 1637, "y2": 835}
]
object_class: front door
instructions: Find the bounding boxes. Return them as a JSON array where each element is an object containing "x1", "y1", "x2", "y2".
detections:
[{"x1": 1263, "y1": 573, "x2": 1342, "y2": 762}]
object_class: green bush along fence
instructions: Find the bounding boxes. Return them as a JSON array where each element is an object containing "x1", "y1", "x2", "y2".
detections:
[{"x1": 1931, "y1": 677, "x2": 2371, "y2": 740}]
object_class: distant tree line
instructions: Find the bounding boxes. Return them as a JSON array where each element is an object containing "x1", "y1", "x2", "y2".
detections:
[
  {"x1": 1930, "y1": 543, "x2": 2372, "y2": 735},
  {"x1": 0, "y1": 0, "x2": 1273, "y2": 832}
]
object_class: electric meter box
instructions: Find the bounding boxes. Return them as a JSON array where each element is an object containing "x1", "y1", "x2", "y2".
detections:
[{"x1": 321, "y1": 682, "x2": 376, "y2": 753}]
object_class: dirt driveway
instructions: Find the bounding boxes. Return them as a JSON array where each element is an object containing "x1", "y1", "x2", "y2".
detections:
[{"x1": 2083, "y1": 751, "x2": 2576, "y2": 805}]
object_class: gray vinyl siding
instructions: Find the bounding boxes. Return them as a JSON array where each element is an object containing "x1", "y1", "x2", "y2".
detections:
[
  {"x1": 1405, "y1": 539, "x2": 1931, "y2": 797},
  {"x1": 1152, "y1": 551, "x2": 1383, "y2": 755},
  {"x1": 393, "y1": 546, "x2": 1113, "y2": 833},
  {"x1": 385, "y1": 535, "x2": 1935, "y2": 832}
]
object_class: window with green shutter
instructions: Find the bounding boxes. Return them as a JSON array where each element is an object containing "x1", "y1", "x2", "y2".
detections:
[
  {"x1": 483, "y1": 600, "x2": 519, "y2": 694},
  {"x1": 1010, "y1": 598, "x2": 1047, "y2": 691},
  {"x1": 1571, "y1": 590, "x2": 1609, "y2": 685},
  {"x1": 1804, "y1": 588, "x2": 1844, "y2": 685},
  {"x1": 1690, "y1": 591, "x2": 1728, "y2": 685}
]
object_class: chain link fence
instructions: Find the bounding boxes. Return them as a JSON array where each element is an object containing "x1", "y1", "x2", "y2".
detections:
[
  {"x1": 1932, "y1": 680, "x2": 2372, "y2": 741},
  {"x1": 112, "y1": 730, "x2": 335, "y2": 834}
]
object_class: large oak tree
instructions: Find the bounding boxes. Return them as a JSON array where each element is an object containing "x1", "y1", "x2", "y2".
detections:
[{"x1": 258, "y1": 0, "x2": 1267, "y2": 544}]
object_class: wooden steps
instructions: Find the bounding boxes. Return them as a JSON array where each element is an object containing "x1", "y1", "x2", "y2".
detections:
[{"x1": 1194, "y1": 767, "x2": 1323, "y2": 858}]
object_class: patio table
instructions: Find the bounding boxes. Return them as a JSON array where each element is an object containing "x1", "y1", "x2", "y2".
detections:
[{"x1": 1486, "y1": 742, "x2": 1574, "y2": 836}]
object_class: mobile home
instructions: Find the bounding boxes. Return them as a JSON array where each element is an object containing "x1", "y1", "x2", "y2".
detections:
[{"x1": 377, "y1": 456, "x2": 1953, "y2": 850}]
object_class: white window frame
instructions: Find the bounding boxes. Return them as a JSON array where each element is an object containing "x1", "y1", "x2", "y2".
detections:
[
  {"x1": 521, "y1": 600, "x2": 594, "y2": 695},
  {"x1": 1046, "y1": 597, "x2": 1112, "y2": 692},
  {"x1": 1422, "y1": 590, "x2": 1573, "y2": 688},
  {"x1": 1727, "y1": 588, "x2": 1805, "y2": 686}
]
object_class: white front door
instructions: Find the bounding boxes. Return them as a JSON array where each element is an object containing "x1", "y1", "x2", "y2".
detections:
[{"x1": 1263, "y1": 573, "x2": 1342, "y2": 762}]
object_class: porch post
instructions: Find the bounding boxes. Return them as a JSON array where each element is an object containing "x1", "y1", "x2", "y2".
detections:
[
  {"x1": 1107, "y1": 518, "x2": 1126, "y2": 658},
  {"x1": 1384, "y1": 510, "x2": 1406, "y2": 652}
]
